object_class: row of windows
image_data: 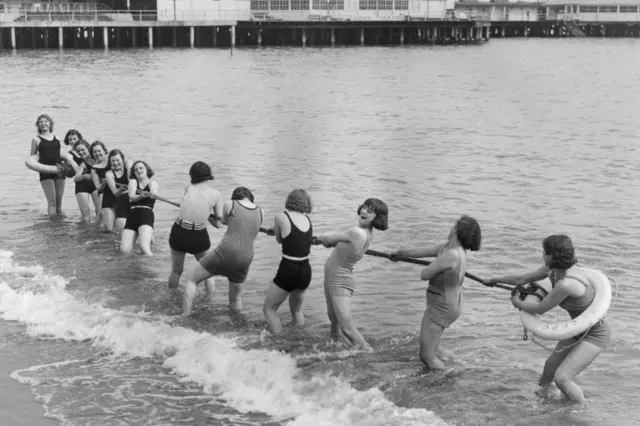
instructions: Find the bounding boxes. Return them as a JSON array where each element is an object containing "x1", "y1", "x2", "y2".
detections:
[
  {"x1": 250, "y1": 0, "x2": 408, "y2": 10},
  {"x1": 579, "y1": 5, "x2": 639, "y2": 13}
]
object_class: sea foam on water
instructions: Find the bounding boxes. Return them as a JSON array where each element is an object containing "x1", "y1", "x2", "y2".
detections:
[{"x1": 0, "y1": 250, "x2": 447, "y2": 426}]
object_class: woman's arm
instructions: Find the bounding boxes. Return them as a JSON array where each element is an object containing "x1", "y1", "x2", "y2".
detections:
[
  {"x1": 149, "y1": 180, "x2": 158, "y2": 196},
  {"x1": 317, "y1": 227, "x2": 363, "y2": 248},
  {"x1": 484, "y1": 265, "x2": 550, "y2": 287},
  {"x1": 391, "y1": 242, "x2": 447, "y2": 259},
  {"x1": 420, "y1": 249, "x2": 459, "y2": 281},
  {"x1": 512, "y1": 279, "x2": 570, "y2": 315},
  {"x1": 221, "y1": 200, "x2": 233, "y2": 225},
  {"x1": 91, "y1": 169, "x2": 107, "y2": 194},
  {"x1": 128, "y1": 180, "x2": 143, "y2": 201},
  {"x1": 105, "y1": 171, "x2": 119, "y2": 195},
  {"x1": 273, "y1": 213, "x2": 286, "y2": 244}
]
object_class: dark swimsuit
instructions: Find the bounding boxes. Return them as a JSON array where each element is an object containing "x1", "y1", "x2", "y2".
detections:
[
  {"x1": 112, "y1": 170, "x2": 131, "y2": 219},
  {"x1": 124, "y1": 183, "x2": 156, "y2": 231},
  {"x1": 37, "y1": 135, "x2": 62, "y2": 182},
  {"x1": 71, "y1": 151, "x2": 97, "y2": 195},
  {"x1": 273, "y1": 212, "x2": 313, "y2": 293}
]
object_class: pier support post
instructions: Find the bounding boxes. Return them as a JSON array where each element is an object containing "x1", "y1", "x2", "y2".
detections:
[
  {"x1": 189, "y1": 26, "x2": 194, "y2": 47},
  {"x1": 103, "y1": 27, "x2": 109, "y2": 48},
  {"x1": 501, "y1": 26, "x2": 505, "y2": 37},
  {"x1": 31, "y1": 28, "x2": 37, "y2": 49},
  {"x1": 330, "y1": 28, "x2": 335, "y2": 46},
  {"x1": 44, "y1": 29, "x2": 49, "y2": 49},
  {"x1": 89, "y1": 28, "x2": 94, "y2": 48},
  {"x1": 360, "y1": 27, "x2": 364, "y2": 46},
  {"x1": 400, "y1": 28, "x2": 404, "y2": 45},
  {"x1": 302, "y1": 28, "x2": 306, "y2": 47},
  {"x1": 257, "y1": 29, "x2": 262, "y2": 46},
  {"x1": 172, "y1": 27, "x2": 177, "y2": 47},
  {"x1": 230, "y1": 25, "x2": 236, "y2": 47},
  {"x1": 10, "y1": 27, "x2": 16, "y2": 49},
  {"x1": 432, "y1": 27, "x2": 437, "y2": 44},
  {"x1": 0, "y1": 28, "x2": 3, "y2": 49},
  {"x1": 148, "y1": 27, "x2": 153, "y2": 48},
  {"x1": 213, "y1": 26, "x2": 217, "y2": 47},
  {"x1": 132, "y1": 27, "x2": 137, "y2": 47},
  {"x1": 115, "y1": 27, "x2": 121, "y2": 47}
]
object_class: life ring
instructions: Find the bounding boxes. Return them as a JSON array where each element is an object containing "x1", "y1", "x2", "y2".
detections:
[
  {"x1": 518, "y1": 268, "x2": 612, "y2": 341},
  {"x1": 25, "y1": 155, "x2": 59, "y2": 175}
]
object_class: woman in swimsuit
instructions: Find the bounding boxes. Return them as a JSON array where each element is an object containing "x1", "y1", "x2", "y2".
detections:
[
  {"x1": 168, "y1": 161, "x2": 223, "y2": 290},
  {"x1": 182, "y1": 187, "x2": 263, "y2": 317},
  {"x1": 104, "y1": 150, "x2": 133, "y2": 232},
  {"x1": 316, "y1": 198, "x2": 388, "y2": 350},
  {"x1": 67, "y1": 133, "x2": 100, "y2": 222},
  {"x1": 89, "y1": 141, "x2": 112, "y2": 230},
  {"x1": 120, "y1": 161, "x2": 158, "y2": 256},
  {"x1": 263, "y1": 189, "x2": 314, "y2": 335},
  {"x1": 391, "y1": 215, "x2": 482, "y2": 370},
  {"x1": 27, "y1": 114, "x2": 77, "y2": 216},
  {"x1": 484, "y1": 234, "x2": 611, "y2": 404}
]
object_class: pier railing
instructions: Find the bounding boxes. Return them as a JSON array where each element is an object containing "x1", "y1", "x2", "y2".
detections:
[{"x1": 0, "y1": 8, "x2": 491, "y2": 23}]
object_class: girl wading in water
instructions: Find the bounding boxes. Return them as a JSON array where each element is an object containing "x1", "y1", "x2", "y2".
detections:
[
  {"x1": 392, "y1": 215, "x2": 482, "y2": 371},
  {"x1": 485, "y1": 234, "x2": 611, "y2": 404},
  {"x1": 25, "y1": 114, "x2": 78, "y2": 216},
  {"x1": 316, "y1": 198, "x2": 389, "y2": 350}
]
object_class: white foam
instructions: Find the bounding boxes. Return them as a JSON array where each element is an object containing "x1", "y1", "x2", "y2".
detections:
[{"x1": 0, "y1": 250, "x2": 447, "y2": 426}]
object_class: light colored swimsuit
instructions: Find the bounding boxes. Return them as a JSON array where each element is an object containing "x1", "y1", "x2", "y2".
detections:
[
  {"x1": 426, "y1": 246, "x2": 465, "y2": 328},
  {"x1": 323, "y1": 230, "x2": 372, "y2": 296},
  {"x1": 200, "y1": 200, "x2": 263, "y2": 283},
  {"x1": 550, "y1": 270, "x2": 611, "y2": 349}
]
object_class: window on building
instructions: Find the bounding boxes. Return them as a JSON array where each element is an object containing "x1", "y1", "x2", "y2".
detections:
[
  {"x1": 270, "y1": 0, "x2": 289, "y2": 10},
  {"x1": 251, "y1": 0, "x2": 269, "y2": 10},
  {"x1": 378, "y1": 0, "x2": 393, "y2": 9},
  {"x1": 620, "y1": 6, "x2": 638, "y2": 12},
  {"x1": 394, "y1": 0, "x2": 408, "y2": 10},
  {"x1": 291, "y1": 0, "x2": 309, "y2": 9},
  {"x1": 598, "y1": 5, "x2": 617, "y2": 13},
  {"x1": 359, "y1": 0, "x2": 377, "y2": 10},
  {"x1": 579, "y1": 6, "x2": 598, "y2": 13}
]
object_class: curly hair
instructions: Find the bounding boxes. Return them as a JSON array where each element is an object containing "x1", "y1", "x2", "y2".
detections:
[
  {"x1": 231, "y1": 187, "x2": 254, "y2": 203},
  {"x1": 285, "y1": 189, "x2": 312, "y2": 214},
  {"x1": 455, "y1": 215, "x2": 481, "y2": 251},
  {"x1": 35, "y1": 114, "x2": 54, "y2": 134},
  {"x1": 129, "y1": 160, "x2": 154, "y2": 179},
  {"x1": 357, "y1": 198, "x2": 388, "y2": 231},
  {"x1": 543, "y1": 234, "x2": 577, "y2": 270},
  {"x1": 63, "y1": 129, "x2": 83, "y2": 145},
  {"x1": 90, "y1": 141, "x2": 108, "y2": 160}
]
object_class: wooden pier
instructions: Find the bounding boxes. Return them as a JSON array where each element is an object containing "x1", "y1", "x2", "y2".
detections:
[{"x1": 0, "y1": 15, "x2": 491, "y2": 49}]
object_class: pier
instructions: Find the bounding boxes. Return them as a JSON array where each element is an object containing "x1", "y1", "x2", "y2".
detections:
[{"x1": 0, "y1": 18, "x2": 491, "y2": 50}]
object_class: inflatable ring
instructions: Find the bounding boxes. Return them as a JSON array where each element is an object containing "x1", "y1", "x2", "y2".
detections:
[
  {"x1": 519, "y1": 268, "x2": 612, "y2": 341},
  {"x1": 25, "y1": 156, "x2": 59, "y2": 175}
]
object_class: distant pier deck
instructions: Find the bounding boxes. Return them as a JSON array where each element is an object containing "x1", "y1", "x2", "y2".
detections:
[{"x1": 0, "y1": 12, "x2": 491, "y2": 49}]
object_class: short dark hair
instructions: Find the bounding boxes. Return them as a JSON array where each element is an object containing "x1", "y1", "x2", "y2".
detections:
[
  {"x1": 73, "y1": 139, "x2": 91, "y2": 153},
  {"x1": 64, "y1": 129, "x2": 83, "y2": 145},
  {"x1": 285, "y1": 189, "x2": 312, "y2": 214},
  {"x1": 90, "y1": 141, "x2": 108, "y2": 160},
  {"x1": 108, "y1": 149, "x2": 126, "y2": 167},
  {"x1": 456, "y1": 215, "x2": 481, "y2": 251},
  {"x1": 543, "y1": 234, "x2": 577, "y2": 269},
  {"x1": 231, "y1": 186, "x2": 254, "y2": 203},
  {"x1": 189, "y1": 161, "x2": 214, "y2": 184},
  {"x1": 357, "y1": 198, "x2": 388, "y2": 231},
  {"x1": 130, "y1": 160, "x2": 154, "y2": 179}
]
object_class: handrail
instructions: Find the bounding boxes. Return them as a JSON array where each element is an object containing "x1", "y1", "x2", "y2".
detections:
[{"x1": 2, "y1": 9, "x2": 495, "y2": 23}]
